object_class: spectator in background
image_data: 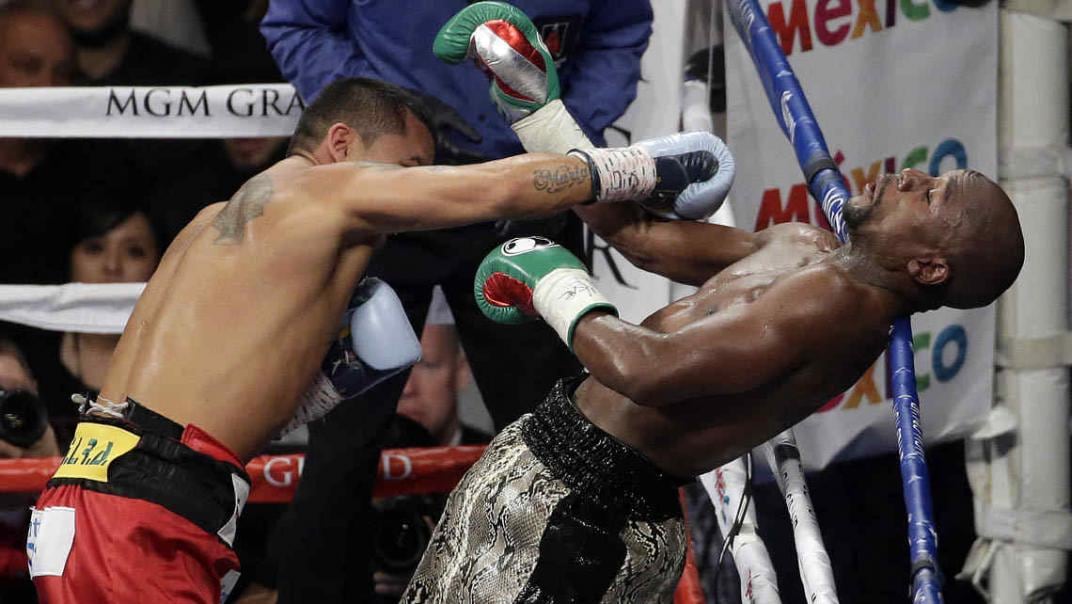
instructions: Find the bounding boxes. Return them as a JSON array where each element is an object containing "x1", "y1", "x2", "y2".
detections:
[
  {"x1": 53, "y1": 0, "x2": 210, "y2": 208},
  {"x1": 0, "y1": 3, "x2": 82, "y2": 285},
  {"x1": 54, "y1": 0, "x2": 207, "y2": 85},
  {"x1": 193, "y1": 0, "x2": 270, "y2": 76},
  {"x1": 0, "y1": 335, "x2": 59, "y2": 602},
  {"x1": 394, "y1": 301, "x2": 488, "y2": 449},
  {"x1": 0, "y1": 336, "x2": 59, "y2": 461},
  {"x1": 22, "y1": 193, "x2": 161, "y2": 448},
  {"x1": 260, "y1": 3, "x2": 652, "y2": 601}
]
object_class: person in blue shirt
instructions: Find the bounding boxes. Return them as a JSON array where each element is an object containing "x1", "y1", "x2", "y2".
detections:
[
  {"x1": 254, "y1": 3, "x2": 653, "y2": 603},
  {"x1": 261, "y1": 0, "x2": 652, "y2": 158}
]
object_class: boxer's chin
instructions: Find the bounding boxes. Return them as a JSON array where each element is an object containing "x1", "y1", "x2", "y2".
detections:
[{"x1": 843, "y1": 196, "x2": 872, "y2": 229}]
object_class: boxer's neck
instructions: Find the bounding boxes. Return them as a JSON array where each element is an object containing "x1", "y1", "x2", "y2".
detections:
[{"x1": 829, "y1": 245, "x2": 916, "y2": 315}]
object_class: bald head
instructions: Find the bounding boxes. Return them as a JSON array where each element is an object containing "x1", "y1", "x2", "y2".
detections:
[
  {"x1": 934, "y1": 171, "x2": 1024, "y2": 309},
  {"x1": 0, "y1": 4, "x2": 74, "y2": 88}
]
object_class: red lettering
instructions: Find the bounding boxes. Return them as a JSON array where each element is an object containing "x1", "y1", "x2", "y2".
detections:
[
  {"x1": 754, "y1": 184, "x2": 811, "y2": 231},
  {"x1": 767, "y1": 0, "x2": 813, "y2": 55},
  {"x1": 815, "y1": 0, "x2": 852, "y2": 46},
  {"x1": 817, "y1": 392, "x2": 845, "y2": 412}
]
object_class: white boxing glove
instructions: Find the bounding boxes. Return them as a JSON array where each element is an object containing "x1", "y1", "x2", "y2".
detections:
[
  {"x1": 280, "y1": 278, "x2": 420, "y2": 435},
  {"x1": 567, "y1": 131, "x2": 735, "y2": 221},
  {"x1": 515, "y1": 102, "x2": 735, "y2": 222}
]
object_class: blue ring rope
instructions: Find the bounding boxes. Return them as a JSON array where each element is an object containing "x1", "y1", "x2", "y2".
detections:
[{"x1": 724, "y1": 1, "x2": 943, "y2": 600}]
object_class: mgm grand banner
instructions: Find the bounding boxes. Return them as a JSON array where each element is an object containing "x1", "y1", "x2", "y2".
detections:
[
  {"x1": 726, "y1": 0, "x2": 998, "y2": 466},
  {"x1": 0, "y1": 84, "x2": 303, "y2": 138}
]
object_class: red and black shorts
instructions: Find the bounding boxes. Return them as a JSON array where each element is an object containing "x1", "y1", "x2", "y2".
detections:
[{"x1": 28, "y1": 399, "x2": 250, "y2": 604}]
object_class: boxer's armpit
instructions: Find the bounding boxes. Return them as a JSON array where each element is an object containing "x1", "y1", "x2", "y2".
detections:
[{"x1": 212, "y1": 174, "x2": 274, "y2": 244}]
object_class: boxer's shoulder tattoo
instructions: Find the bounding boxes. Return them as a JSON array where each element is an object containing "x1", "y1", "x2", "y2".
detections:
[
  {"x1": 533, "y1": 163, "x2": 589, "y2": 194},
  {"x1": 213, "y1": 173, "x2": 273, "y2": 244}
]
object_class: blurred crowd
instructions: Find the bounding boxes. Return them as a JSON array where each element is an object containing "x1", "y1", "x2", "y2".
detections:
[{"x1": 0, "y1": 0, "x2": 289, "y2": 461}]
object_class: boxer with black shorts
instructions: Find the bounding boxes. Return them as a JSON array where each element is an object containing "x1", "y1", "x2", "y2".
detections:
[
  {"x1": 405, "y1": 171, "x2": 1025, "y2": 604},
  {"x1": 401, "y1": 6, "x2": 1027, "y2": 602}
]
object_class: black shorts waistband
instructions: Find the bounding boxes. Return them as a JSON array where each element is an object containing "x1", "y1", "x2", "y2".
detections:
[
  {"x1": 47, "y1": 397, "x2": 248, "y2": 546},
  {"x1": 521, "y1": 377, "x2": 687, "y2": 522},
  {"x1": 121, "y1": 397, "x2": 186, "y2": 440}
]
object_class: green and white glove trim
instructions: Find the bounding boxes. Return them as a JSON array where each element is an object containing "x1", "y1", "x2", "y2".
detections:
[
  {"x1": 531, "y1": 267, "x2": 615, "y2": 349},
  {"x1": 512, "y1": 99, "x2": 595, "y2": 154}
]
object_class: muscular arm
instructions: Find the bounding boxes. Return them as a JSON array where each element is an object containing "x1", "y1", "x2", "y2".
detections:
[
  {"x1": 574, "y1": 203, "x2": 760, "y2": 286},
  {"x1": 303, "y1": 154, "x2": 594, "y2": 234},
  {"x1": 571, "y1": 269, "x2": 849, "y2": 407}
]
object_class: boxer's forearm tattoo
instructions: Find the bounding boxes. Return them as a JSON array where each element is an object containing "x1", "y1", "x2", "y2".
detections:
[
  {"x1": 213, "y1": 174, "x2": 273, "y2": 244},
  {"x1": 533, "y1": 163, "x2": 589, "y2": 194}
]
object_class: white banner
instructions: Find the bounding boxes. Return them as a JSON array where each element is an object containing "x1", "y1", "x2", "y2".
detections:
[
  {"x1": 726, "y1": 0, "x2": 999, "y2": 467},
  {"x1": 0, "y1": 84, "x2": 302, "y2": 138}
]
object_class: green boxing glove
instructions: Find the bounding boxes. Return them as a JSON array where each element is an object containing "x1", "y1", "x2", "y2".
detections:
[
  {"x1": 475, "y1": 236, "x2": 618, "y2": 351},
  {"x1": 434, "y1": 1, "x2": 560, "y2": 122}
]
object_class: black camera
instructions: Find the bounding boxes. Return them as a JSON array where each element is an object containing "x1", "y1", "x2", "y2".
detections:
[
  {"x1": 372, "y1": 495, "x2": 440, "y2": 576},
  {"x1": 0, "y1": 389, "x2": 47, "y2": 449}
]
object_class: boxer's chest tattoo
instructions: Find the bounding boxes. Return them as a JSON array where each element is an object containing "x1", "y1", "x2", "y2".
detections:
[{"x1": 213, "y1": 174, "x2": 273, "y2": 244}]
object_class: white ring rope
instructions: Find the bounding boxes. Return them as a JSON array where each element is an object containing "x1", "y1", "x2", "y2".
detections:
[
  {"x1": 761, "y1": 429, "x2": 839, "y2": 603},
  {"x1": 700, "y1": 458, "x2": 782, "y2": 603},
  {"x1": 0, "y1": 283, "x2": 141, "y2": 334},
  {"x1": 0, "y1": 84, "x2": 301, "y2": 139}
]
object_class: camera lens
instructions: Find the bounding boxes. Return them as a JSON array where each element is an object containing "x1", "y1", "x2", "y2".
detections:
[
  {"x1": 373, "y1": 498, "x2": 433, "y2": 575},
  {"x1": 0, "y1": 390, "x2": 47, "y2": 449}
]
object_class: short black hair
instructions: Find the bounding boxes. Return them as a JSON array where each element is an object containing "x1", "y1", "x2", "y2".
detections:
[{"x1": 289, "y1": 78, "x2": 435, "y2": 154}]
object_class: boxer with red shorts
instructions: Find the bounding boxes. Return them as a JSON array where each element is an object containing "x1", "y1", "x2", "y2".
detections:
[{"x1": 31, "y1": 400, "x2": 248, "y2": 602}]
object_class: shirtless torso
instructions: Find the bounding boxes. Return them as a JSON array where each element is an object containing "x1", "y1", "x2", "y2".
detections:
[
  {"x1": 573, "y1": 218, "x2": 897, "y2": 477},
  {"x1": 99, "y1": 146, "x2": 595, "y2": 461},
  {"x1": 99, "y1": 161, "x2": 373, "y2": 460}
]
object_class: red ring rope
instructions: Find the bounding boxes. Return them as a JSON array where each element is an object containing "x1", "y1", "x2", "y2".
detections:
[{"x1": 0, "y1": 446, "x2": 706, "y2": 603}]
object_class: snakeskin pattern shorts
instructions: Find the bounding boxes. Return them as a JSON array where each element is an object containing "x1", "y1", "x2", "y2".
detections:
[{"x1": 402, "y1": 378, "x2": 687, "y2": 604}]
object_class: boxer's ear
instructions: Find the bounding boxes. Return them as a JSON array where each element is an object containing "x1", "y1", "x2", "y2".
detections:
[
  {"x1": 908, "y1": 256, "x2": 949, "y2": 286},
  {"x1": 326, "y1": 123, "x2": 360, "y2": 162}
]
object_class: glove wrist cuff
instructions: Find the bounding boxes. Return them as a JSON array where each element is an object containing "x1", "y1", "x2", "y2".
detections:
[
  {"x1": 532, "y1": 268, "x2": 616, "y2": 350},
  {"x1": 569, "y1": 147, "x2": 657, "y2": 203},
  {"x1": 279, "y1": 373, "x2": 344, "y2": 437},
  {"x1": 513, "y1": 100, "x2": 594, "y2": 154}
]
